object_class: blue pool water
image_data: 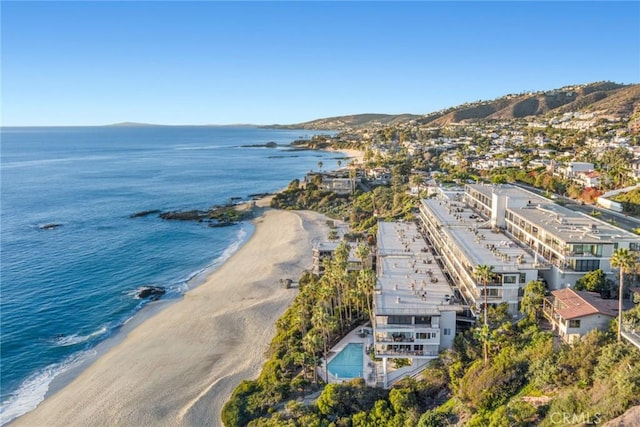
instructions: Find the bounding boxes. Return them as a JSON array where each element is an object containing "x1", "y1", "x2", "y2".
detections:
[{"x1": 327, "y1": 343, "x2": 364, "y2": 379}]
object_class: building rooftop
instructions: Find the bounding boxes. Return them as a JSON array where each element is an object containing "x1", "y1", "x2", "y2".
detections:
[
  {"x1": 421, "y1": 198, "x2": 539, "y2": 272},
  {"x1": 551, "y1": 288, "x2": 621, "y2": 319},
  {"x1": 467, "y1": 183, "x2": 638, "y2": 243},
  {"x1": 376, "y1": 222, "x2": 462, "y2": 316},
  {"x1": 511, "y1": 203, "x2": 638, "y2": 243},
  {"x1": 466, "y1": 183, "x2": 548, "y2": 204}
]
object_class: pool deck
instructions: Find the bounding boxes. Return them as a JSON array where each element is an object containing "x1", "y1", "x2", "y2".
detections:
[
  {"x1": 320, "y1": 326, "x2": 376, "y2": 386},
  {"x1": 320, "y1": 325, "x2": 436, "y2": 388}
]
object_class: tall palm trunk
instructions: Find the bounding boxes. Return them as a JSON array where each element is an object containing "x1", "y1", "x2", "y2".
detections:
[
  {"x1": 483, "y1": 279, "x2": 488, "y2": 364},
  {"x1": 618, "y1": 268, "x2": 624, "y2": 341}
]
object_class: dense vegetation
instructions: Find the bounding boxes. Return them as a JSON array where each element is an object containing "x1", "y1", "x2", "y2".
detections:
[
  {"x1": 612, "y1": 188, "x2": 640, "y2": 216},
  {"x1": 270, "y1": 173, "x2": 417, "y2": 234},
  {"x1": 223, "y1": 282, "x2": 640, "y2": 426}
]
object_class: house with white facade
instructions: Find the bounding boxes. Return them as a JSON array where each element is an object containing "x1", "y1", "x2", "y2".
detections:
[
  {"x1": 575, "y1": 171, "x2": 600, "y2": 188},
  {"x1": 558, "y1": 162, "x2": 595, "y2": 178},
  {"x1": 543, "y1": 288, "x2": 622, "y2": 343}
]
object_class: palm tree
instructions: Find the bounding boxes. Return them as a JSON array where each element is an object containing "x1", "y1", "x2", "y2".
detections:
[
  {"x1": 312, "y1": 306, "x2": 337, "y2": 382},
  {"x1": 357, "y1": 268, "x2": 376, "y2": 325},
  {"x1": 475, "y1": 264, "x2": 495, "y2": 363},
  {"x1": 611, "y1": 248, "x2": 637, "y2": 341},
  {"x1": 302, "y1": 330, "x2": 323, "y2": 384},
  {"x1": 317, "y1": 160, "x2": 323, "y2": 172},
  {"x1": 355, "y1": 243, "x2": 370, "y2": 269},
  {"x1": 349, "y1": 167, "x2": 357, "y2": 193}
]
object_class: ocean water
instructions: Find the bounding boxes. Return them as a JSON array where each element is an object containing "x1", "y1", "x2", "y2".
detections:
[{"x1": 0, "y1": 125, "x2": 340, "y2": 424}]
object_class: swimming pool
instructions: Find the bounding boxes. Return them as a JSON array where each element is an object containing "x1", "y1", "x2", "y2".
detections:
[{"x1": 327, "y1": 343, "x2": 364, "y2": 379}]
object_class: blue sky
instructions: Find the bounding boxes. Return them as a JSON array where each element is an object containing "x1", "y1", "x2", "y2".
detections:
[{"x1": 2, "y1": 1, "x2": 639, "y2": 126}]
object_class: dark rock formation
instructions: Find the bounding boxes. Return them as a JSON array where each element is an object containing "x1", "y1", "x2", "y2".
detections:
[
  {"x1": 159, "y1": 210, "x2": 208, "y2": 221},
  {"x1": 40, "y1": 223, "x2": 62, "y2": 230},
  {"x1": 136, "y1": 286, "x2": 166, "y2": 301},
  {"x1": 129, "y1": 209, "x2": 161, "y2": 218}
]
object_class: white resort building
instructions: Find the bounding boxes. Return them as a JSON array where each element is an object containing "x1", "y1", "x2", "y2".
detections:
[
  {"x1": 373, "y1": 221, "x2": 463, "y2": 386},
  {"x1": 464, "y1": 184, "x2": 639, "y2": 289},
  {"x1": 419, "y1": 187, "x2": 540, "y2": 315},
  {"x1": 419, "y1": 184, "x2": 639, "y2": 315}
]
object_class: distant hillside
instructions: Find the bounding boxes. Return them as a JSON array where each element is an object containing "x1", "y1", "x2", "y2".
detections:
[
  {"x1": 265, "y1": 113, "x2": 421, "y2": 130},
  {"x1": 419, "y1": 81, "x2": 638, "y2": 126},
  {"x1": 268, "y1": 81, "x2": 639, "y2": 130}
]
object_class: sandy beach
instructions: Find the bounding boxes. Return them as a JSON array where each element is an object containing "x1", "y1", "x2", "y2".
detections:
[
  {"x1": 332, "y1": 148, "x2": 365, "y2": 165},
  {"x1": 13, "y1": 203, "x2": 331, "y2": 427}
]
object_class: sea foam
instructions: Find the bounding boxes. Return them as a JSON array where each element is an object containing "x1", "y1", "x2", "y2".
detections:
[{"x1": 0, "y1": 350, "x2": 95, "y2": 426}]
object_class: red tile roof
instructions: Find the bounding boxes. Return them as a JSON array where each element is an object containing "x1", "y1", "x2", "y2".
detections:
[{"x1": 551, "y1": 288, "x2": 619, "y2": 320}]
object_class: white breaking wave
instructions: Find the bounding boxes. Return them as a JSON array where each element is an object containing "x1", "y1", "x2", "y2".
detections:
[
  {"x1": 180, "y1": 224, "x2": 251, "y2": 292},
  {"x1": 51, "y1": 326, "x2": 109, "y2": 346},
  {"x1": 0, "y1": 155, "x2": 113, "y2": 169},
  {"x1": 0, "y1": 349, "x2": 96, "y2": 426}
]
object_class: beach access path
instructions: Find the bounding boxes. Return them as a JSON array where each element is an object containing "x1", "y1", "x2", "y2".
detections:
[{"x1": 13, "y1": 202, "x2": 331, "y2": 427}]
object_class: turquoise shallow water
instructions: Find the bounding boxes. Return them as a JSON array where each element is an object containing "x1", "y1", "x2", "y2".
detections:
[
  {"x1": 0, "y1": 125, "x2": 340, "y2": 424},
  {"x1": 328, "y1": 343, "x2": 364, "y2": 379}
]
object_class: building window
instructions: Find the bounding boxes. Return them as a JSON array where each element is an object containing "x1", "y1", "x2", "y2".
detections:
[
  {"x1": 489, "y1": 289, "x2": 500, "y2": 297},
  {"x1": 416, "y1": 332, "x2": 437, "y2": 340},
  {"x1": 503, "y1": 275, "x2": 517, "y2": 284},
  {"x1": 519, "y1": 273, "x2": 527, "y2": 284},
  {"x1": 630, "y1": 243, "x2": 639, "y2": 252},
  {"x1": 388, "y1": 316, "x2": 412, "y2": 325},
  {"x1": 568, "y1": 319, "x2": 581, "y2": 328},
  {"x1": 572, "y1": 259, "x2": 600, "y2": 272},
  {"x1": 415, "y1": 316, "x2": 432, "y2": 325},
  {"x1": 518, "y1": 287, "x2": 525, "y2": 297},
  {"x1": 443, "y1": 328, "x2": 451, "y2": 336}
]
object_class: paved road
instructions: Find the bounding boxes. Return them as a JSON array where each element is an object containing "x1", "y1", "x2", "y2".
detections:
[{"x1": 514, "y1": 182, "x2": 640, "y2": 234}]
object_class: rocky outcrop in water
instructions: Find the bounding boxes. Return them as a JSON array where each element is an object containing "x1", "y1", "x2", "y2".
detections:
[
  {"x1": 159, "y1": 210, "x2": 208, "y2": 221},
  {"x1": 39, "y1": 223, "x2": 62, "y2": 230},
  {"x1": 136, "y1": 286, "x2": 166, "y2": 301},
  {"x1": 129, "y1": 210, "x2": 161, "y2": 218},
  {"x1": 130, "y1": 202, "x2": 255, "y2": 226}
]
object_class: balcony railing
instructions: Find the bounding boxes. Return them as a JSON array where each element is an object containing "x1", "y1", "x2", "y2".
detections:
[
  {"x1": 374, "y1": 323, "x2": 416, "y2": 330},
  {"x1": 375, "y1": 336, "x2": 414, "y2": 343},
  {"x1": 621, "y1": 325, "x2": 640, "y2": 350},
  {"x1": 376, "y1": 349, "x2": 439, "y2": 358}
]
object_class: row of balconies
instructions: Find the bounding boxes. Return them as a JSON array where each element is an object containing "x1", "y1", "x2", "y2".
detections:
[
  {"x1": 375, "y1": 344, "x2": 439, "y2": 358},
  {"x1": 374, "y1": 330, "x2": 440, "y2": 343}
]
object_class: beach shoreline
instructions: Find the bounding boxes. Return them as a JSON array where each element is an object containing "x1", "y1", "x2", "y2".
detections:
[
  {"x1": 328, "y1": 147, "x2": 365, "y2": 165},
  {"x1": 11, "y1": 201, "x2": 331, "y2": 427}
]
